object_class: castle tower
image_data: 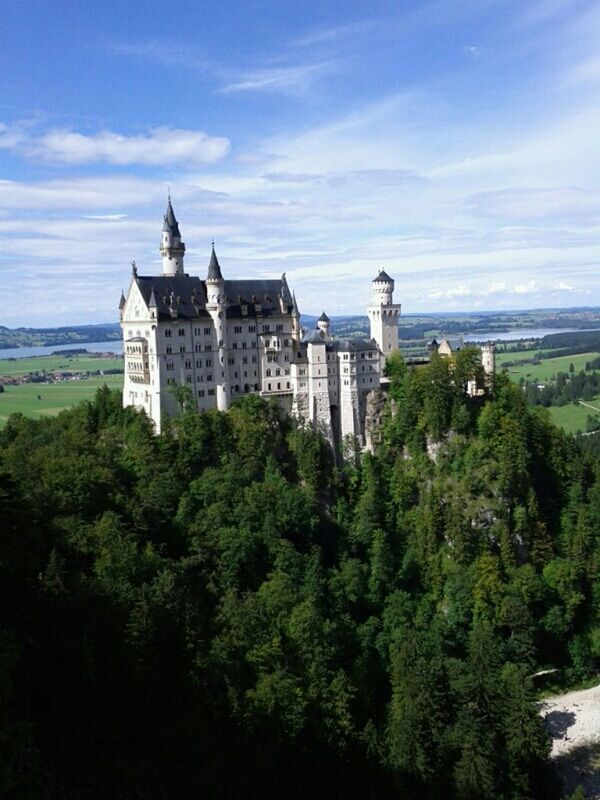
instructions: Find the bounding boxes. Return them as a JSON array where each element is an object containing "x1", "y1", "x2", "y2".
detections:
[
  {"x1": 291, "y1": 291, "x2": 302, "y2": 342},
  {"x1": 317, "y1": 311, "x2": 331, "y2": 338},
  {"x1": 160, "y1": 197, "x2": 186, "y2": 276},
  {"x1": 205, "y1": 244, "x2": 229, "y2": 412},
  {"x1": 367, "y1": 269, "x2": 401, "y2": 367},
  {"x1": 481, "y1": 343, "x2": 496, "y2": 381}
]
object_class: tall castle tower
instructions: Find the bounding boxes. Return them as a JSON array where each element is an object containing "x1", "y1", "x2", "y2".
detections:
[
  {"x1": 160, "y1": 197, "x2": 186, "y2": 276},
  {"x1": 481, "y1": 343, "x2": 496, "y2": 381},
  {"x1": 367, "y1": 270, "x2": 401, "y2": 367},
  {"x1": 205, "y1": 244, "x2": 230, "y2": 412}
]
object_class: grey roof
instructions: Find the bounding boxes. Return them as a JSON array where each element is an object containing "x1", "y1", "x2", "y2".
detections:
[
  {"x1": 373, "y1": 269, "x2": 393, "y2": 283},
  {"x1": 131, "y1": 274, "x2": 292, "y2": 321},
  {"x1": 441, "y1": 336, "x2": 464, "y2": 351},
  {"x1": 162, "y1": 199, "x2": 181, "y2": 237},
  {"x1": 318, "y1": 311, "x2": 330, "y2": 322},
  {"x1": 119, "y1": 290, "x2": 126, "y2": 309},
  {"x1": 303, "y1": 329, "x2": 327, "y2": 344},
  {"x1": 332, "y1": 337, "x2": 378, "y2": 352},
  {"x1": 207, "y1": 245, "x2": 223, "y2": 281}
]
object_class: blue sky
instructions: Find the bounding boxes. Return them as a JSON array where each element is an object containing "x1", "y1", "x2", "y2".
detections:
[{"x1": 2, "y1": 0, "x2": 600, "y2": 326}]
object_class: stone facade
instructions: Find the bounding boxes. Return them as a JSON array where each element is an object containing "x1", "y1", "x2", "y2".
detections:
[{"x1": 120, "y1": 201, "x2": 396, "y2": 443}]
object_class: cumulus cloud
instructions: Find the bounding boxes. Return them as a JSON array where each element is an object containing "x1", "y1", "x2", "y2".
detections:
[{"x1": 0, "y1": 124, "x2": 230, "y2": 165}]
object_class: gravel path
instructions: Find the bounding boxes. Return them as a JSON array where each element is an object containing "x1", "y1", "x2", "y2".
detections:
[{"x1": 540, "y1": 683, "x2": 600, "y2": 798}]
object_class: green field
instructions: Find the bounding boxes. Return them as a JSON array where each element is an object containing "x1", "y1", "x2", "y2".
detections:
[
  {"x1": 498, "y1": 350, "x2": 600, "y2": 381},
  {"x1": 0, "y1": 353, "x2": 123, "y2": 377},
  {"x1": 546, "y1": 398, "x2": 600, "y2": 435},
  {"x1": 0, "y1": 376, "x2": 123, "y2": 427}
]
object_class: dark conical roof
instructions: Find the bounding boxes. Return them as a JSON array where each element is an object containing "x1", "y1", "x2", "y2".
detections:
[
  {"x1": 119, "y1": 290, "x2": 126, "y2": 309},
  {"x1": 207, "y1": 244, "x2": 223, "y2": 281},
  {"x1": 162, "y1": 198, "x2": 181, "y2": 237},
  {"x1": 373, "y1": 269, "x2": 393, "y2": 283},
  {"x1": 318, "y1": 311, "x2": 330, "y2": 322}
]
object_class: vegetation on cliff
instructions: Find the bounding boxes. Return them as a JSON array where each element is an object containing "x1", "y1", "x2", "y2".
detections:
[{"x1": 0, "y1": 351, "x2": 598, "y2": 798}]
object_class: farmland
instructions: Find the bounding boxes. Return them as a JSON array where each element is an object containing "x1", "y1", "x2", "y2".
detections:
[
  {"x1": 497, "y1": 349, "x2": 600, "y2": 381},
  {"x1": 0, "y1": 375, "x2": 123, "y2": 427},
  {"x1": 0, "y1": 353, "x2": 123, "y2": 377}
]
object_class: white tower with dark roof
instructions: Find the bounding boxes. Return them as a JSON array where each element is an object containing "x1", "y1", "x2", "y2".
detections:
[
  {"x1": 160, "y1": 198, "x2": 186, "y2": 276},
  {"x1": 367, "y1": 270, "x2": 401, "y2": 368},
  {"x1": 205, "y1": 244, "x2": 230, "y2": 412}
]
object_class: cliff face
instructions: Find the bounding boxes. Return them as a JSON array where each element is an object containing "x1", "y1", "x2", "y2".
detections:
[{"x1": 364, "y1": 388, "x2": 389, "y2": 452}]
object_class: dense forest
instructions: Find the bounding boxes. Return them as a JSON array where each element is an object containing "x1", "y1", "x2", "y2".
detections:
[{"x1": 1, "y1": 348, "x2": 598, "y2": 799}]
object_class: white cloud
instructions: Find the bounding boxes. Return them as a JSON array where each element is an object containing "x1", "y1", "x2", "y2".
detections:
[
  {"x1": 222, "y1": 62, "x2": 336, "y2": 95},
  {"x1": 0, "y1": 124, "x2": 230, "y2": 165}
]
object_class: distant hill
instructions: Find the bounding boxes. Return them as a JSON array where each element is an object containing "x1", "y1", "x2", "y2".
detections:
[
  {"x1": 0, "y1": 323, "x2": 121, "y2": 350},
  {"x1": 5, "y1": 305, "x2": 600, "y2": 349}
]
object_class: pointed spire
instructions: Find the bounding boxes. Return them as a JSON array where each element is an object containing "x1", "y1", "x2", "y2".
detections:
[
  {"x1": 292, "y1": 290, "x2": 299, "y2": 315},
  {"x1": 119, "y1": 290, "x2": 126, "y2": 310},
  {"x1": 148, "y1": 287, "x2": 157, "y2": 308},
  {"x1": 318, "y1": 311, "x2": 330, "y2": 322},
  {"x1": 162, "y1": 196, "x2": 181, "y2": 237},
  {"x1": 207, "y1": 242, "x2": 223, "y2": 281}
]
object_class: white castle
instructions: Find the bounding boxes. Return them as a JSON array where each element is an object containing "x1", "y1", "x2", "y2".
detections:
[{"x1": 119, "y1": 199, "x2": 402, "y2": 446}]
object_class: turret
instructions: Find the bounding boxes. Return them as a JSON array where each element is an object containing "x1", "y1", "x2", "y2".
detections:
[
  {"x1": 367, "y1": 269, "x2": 401, "y2": 367},
  {"x1": 160, "y1": 197, "x2": 186, "y2": 276},
  {"x1": 291, "y1": 291, "x2": 302, "y2": 342},
  {"x1": 205, "y1": 243, "x2": 229, "y2": 411},
  {"x1": 481, "y1": 343, "x2": 496, "y2": 380},
  {"x1": 317, "y1": 311, "x2": 331, "y2": 338}
]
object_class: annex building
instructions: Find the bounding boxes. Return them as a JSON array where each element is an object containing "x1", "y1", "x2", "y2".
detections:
[{"x1": 119, "y1": 199, "x2": 402, "y2": 446}]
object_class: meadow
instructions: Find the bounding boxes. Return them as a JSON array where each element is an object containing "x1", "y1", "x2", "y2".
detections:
[
  {"x1": 547, "y1": 398, "x2": 600, "y2": 435},
  {"x1": 0, "y1": 375, "x2": 123, "y2": 427},
  {"x1": 0, "y1": 353, "x2": 123, "y2": 376},
  {"x1": 498, "y1": 349, "x2": 599, "y2": 381}
]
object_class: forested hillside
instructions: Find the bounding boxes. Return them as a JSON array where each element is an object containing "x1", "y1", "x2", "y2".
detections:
[{"x1": 0, "y1": 350, "x2": 598, "y2": 799}]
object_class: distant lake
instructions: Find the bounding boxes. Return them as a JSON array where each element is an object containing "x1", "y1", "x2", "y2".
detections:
[
  {"x1": 464, "y1": 328, "x2": 599, "y2": 343},
  {"x1": 0, "y1": 340, "x2": 124, "y2": 360}
]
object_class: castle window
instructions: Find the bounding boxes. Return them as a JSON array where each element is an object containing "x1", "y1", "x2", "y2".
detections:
[
  {"x1": 228, "y1": 357, "x2": 235, "y2": 365},
  {"x1": 266, "y1": 369, "x2": 271, "y2": 377},
  {"x1": 265, "y1": 340, "x2": 270, "y2": 347},
  {"x1": 166, "y1": 346, "x2": 172, "y2": 354},
  {"x1": 242, "y1": 341, "x2": 247, "y2": 349},
  {"x1": 197, "y1": 375, "x2": 203, "y2": 382},
  {"x1": 185, "y1": 360, "x2": 191, "y2": 369},
  {"x1": 205, "y1": 344, "x2": 212, "y2": 351},
  {"x1": 361, "y1": 353, "x2": 365, "y2": 359},
  {"x1": 204, "y1": 327, "x2": 211, "y2": 335},
  {"x1": 207, "y1": 375, "x2": 213, "y2": 382},
  {"x1": 198, "y1": 390, "x2": 205, "y2": 397},
  {"x1": 232, "y1": 342, "x2": 237, "y2": 349},
  {"x1": 195, "y1": 344, "x2": 202, "y2": 352},
  {"x1": 276, "y1": 324, "x2": 283, "y2": 332},
  {"x1": 206, "y1": 358, "x2": 212, "y2": 367},
  {"x1": 208, "y1": 388, "x2": 215, "y2": 396},
  {"x1": 249, "y1": 325, "x2": 256, "y2": 333},
  {"x1": 286, "y1": 382, "x2": 290, "y2": 389},
  {"x1": 275, "y1": 369, "x2": 281, "y2": 376},
  {"x1": 243, "y1": 357, "x2": 248, "y2": 365},
  {"x1": 166, "y1": 361, "x2": 174, "y2": 371},
  {"x1": 252, "y1": 355, "x2": 257, "y2": 364},
  {"x1": 284, "y1": 354, "x2": 289, "y2": 362},
  {"x1": 194, "y1": 327, "x2": 201, "y2": 335},
  {"x1": 178, "y1": 328, "x2": 185, "y2": 336},
  {"x1": 186, "y1": 375, "x2": 192, "y2": 384},
  {"x1": 285, "y1": 368, "x2": 290, "y2": 375},
  {"x1": 267, "y1": 383, "x2": 272, "y2": 390},
  {"x1": 180, "y1": 346, "x2": 185, "y2": 353},
  {"x1": 234, "y1": 325, "x2": 242, "y2": 334},
  {"x1": 165, "y1": 329, "x2": 172, "y2": 338},
  {"x1": 284, "y1": 339, "x2": 289, "y2": 347},
  {"x1": 277, "y1": 382, "x2": 281, "y2": 390}
]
